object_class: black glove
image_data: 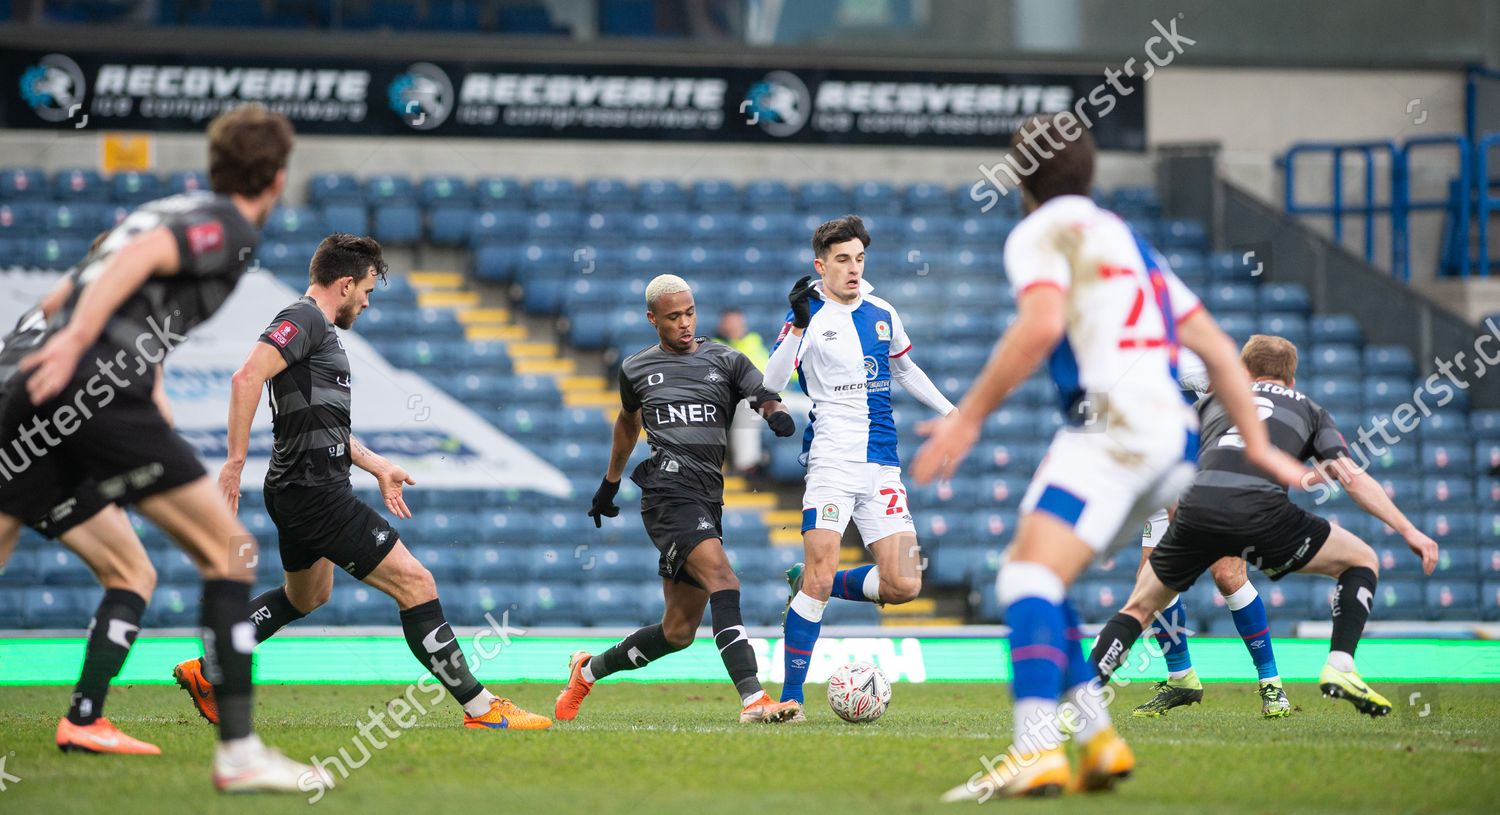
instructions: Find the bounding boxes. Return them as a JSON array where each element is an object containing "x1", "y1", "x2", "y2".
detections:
[
  {"x1": 788, "y1": 275, "x2": 816, "y2": 329},
  {"x1": 765, "y1": 410, "x2": 796, "y2": 437},
  {"x1": 587, "y1": 477, "x2": 621, "y2": 528}
]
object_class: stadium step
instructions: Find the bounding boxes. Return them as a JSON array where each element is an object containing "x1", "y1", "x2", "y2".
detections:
[
  {"x1": 417, "y1": 290, "x2": 480, "y2": 309},
  {"x1": 514, "y1": 358, "x2": 577, "y2": 375},
  {"x1": 723, "y1": 492, "x2": 776, "y2": 510},
  {"x1": 465, "y1": 324, "x2": 528, "y2": 341},
  {"x1": 770, "y1": 527, "x2": 803, "y2": 547},
  {"x1": 880, "y1": 598, "x2": 937, "y2": 616},
  {"x1": 408, "y1": 271, "x2": 465, "y2": 290},
  {"x1": 455, "y1": 307, "x2": 511, "y2": 325},
  {"x1": 764, "y1": 509, "x2": 803, "y2": 527}
]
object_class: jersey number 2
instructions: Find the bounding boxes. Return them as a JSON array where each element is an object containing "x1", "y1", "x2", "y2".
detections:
[{"x1": 880, "y1": 487, "x2": 908, "y2": 516}]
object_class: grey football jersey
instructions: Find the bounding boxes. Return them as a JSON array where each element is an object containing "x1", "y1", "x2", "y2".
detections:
[
  {"x1": 619, "y1": 339, "x2": 778, "y2": 501},
  {"x1": 259, "y1": 297, "x2": 353, "y2": 492}
]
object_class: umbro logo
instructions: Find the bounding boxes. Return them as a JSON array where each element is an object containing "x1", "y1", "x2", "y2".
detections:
[{"x1": 822, "y1": 330, "x2": 838, "y2": 340}]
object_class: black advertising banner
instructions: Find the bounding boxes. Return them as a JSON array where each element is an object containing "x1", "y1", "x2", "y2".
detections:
[{"x1": 2, "y1": 49, "x2": 1147, "y2": 150}]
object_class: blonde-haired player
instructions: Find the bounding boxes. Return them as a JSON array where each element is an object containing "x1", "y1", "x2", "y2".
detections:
[{"x1": 556, "y1": 274, "x2": 802, "y2": 724}]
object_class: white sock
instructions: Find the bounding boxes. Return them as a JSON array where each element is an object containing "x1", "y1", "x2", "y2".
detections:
[
  {"x1": 216, "y1": 733, "x2": 263, "y2": 764},
  {"x1": 581, "y1": 659, "x2": 597, "y2": 684},
  {"x1": 462, "y1": 689, "x2": 498, "y2": 718},
  {"x1": 862, "y1": 566, "x2": 882, "y2": 602},
  {"x1": 1013, "y1": 697, "x2": 1063, "y2": 752},
  {"x1": 742, "y1": 690, "x2": 767, "y2": 707},
  {"x1": 1222, "y1": 581, "x2": 1259, "y2": 611},
  {"x1": 790, "y1": 591, "x2": 827, "y2": 623},
  {"x1": 1065, "y1": 682, "x2": 1112, "y2": 743},
  {"x1": 1326, "y1": 650, "x2": 1355, "y2": 672},
  {"x1": 1167, "y1": 668, "x2": 1193, "y2": 681},
  {"x1": 1260, "y1": 675, "x2": 1281, "y2": 686}
]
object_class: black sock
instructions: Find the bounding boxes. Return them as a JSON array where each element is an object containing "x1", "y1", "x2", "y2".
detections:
[
  {"x1": 249, "y1": 587, "x2": 306, "y2": 642},
  {"x1": 709, "y1": 590, "x2": 763, "y2": 702},
  {"x1": 399, "y1": 598, "x2": 483, "y2": 706},
  {"x1": 1330, "y1": 566, "x2": 1378, "y2": 656},
  {"x1": 200, "y1": 579, "x2": 255, "y2": 741},
  {"x1": 1089, "y1": 612, "x2": 1144, "y2": 680},
  {"x1": 588, "y1": 624, "x2": 686, "y2": 680},
  {"x1": 67, "y1": 588, "x2": 147, "y2": 726}
]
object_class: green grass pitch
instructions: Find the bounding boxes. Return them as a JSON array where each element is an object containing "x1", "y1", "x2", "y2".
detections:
[{"x1": 1, "y1": 681, "x2": 1497, "y2": 813}]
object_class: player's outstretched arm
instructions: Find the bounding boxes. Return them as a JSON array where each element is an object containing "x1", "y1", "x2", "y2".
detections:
[
  {"x1": 891, "y1": 353, "x2": 955, "y2": 416},
  {"x1": 589, "y1": 407, "x2": 641, "y2": 527},
  {"x1": 763, "y1": 275, "x2": 816, "y2": 392},
  {"x1": 21, "y1": 226, "x2": 179, "y2": 405},
  {"x1": 1178, "y1": 309, "x2": 1313, "y2": 488},
  {"x1": 351, "y1": 435, "x2": 416, "y2": 520},
  {"x1": 220, "y1": 342, "x2": 288, "y2": 514},
  {"x1": 911, "y1": 284, "x2": 1065, "y2": 484},
  {"x1": 1333, "y1": 461, "x2": 1439, "y2": 574}
]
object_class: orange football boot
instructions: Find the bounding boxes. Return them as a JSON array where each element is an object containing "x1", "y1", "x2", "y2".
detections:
[
  {"x1": 172, "y1": 657, "x2": 219, "y2": 725},
  {"x1": 56, "y1": 717, "x2": 161, "y2": 755}
]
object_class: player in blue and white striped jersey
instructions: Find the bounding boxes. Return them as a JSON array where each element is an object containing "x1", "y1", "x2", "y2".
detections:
[{"x1": 762, "y1": 215, "x2": 955, "y2": 715}]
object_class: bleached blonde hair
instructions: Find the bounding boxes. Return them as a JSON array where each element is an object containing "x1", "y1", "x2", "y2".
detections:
[{"x1": 645, "y1": 274, "x2": 692, "y2": 311}]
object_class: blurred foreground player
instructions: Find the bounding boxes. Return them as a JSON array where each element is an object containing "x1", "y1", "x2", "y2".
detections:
[
  {"x1": 558, "y1": 274, "x2": 800, "y2": 724},
  {"x1": 173, "y1": 234, "x2": 551, "y2": 732},
  {"x1": 0, "y1": 104, "x2": 327, "y2": 792},
  {"x1": 913, "y1": 115, "x2": 1312, "y2": 800},
  {"x1": 0, "y1": 232, "x2": 168, "y2": 754},
  {"x1": 1090, "y1": 335, "x2": 1440, "y2": 718}
]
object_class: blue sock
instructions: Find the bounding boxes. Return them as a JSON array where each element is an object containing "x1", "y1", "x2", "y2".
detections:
[
  {"x1": 1154, "y1": 596, "x2": 1193, "y2": 675},
  {"x1": 1228, "y1": 590, "x2": 1279, "y2": 680},
  {"x1": 830, "y1": 565, "x2": 877, "y2": 602},
  {"x1": 1060, "y1": 600, "x2": 1096, "y2": 689},
  {"x1": 780, "y1": 596, "x2": 823, "y2": 703},
  {"x1": 1007, "y1": 596, "x2": 1068, "y2": 702}
]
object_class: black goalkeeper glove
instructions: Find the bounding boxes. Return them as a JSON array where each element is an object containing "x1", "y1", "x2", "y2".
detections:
[
  {"x1": 788, "y1": 275, "x2": 816, "y2": 329},
  {"x1": 765, "y1": 410, "x2": 796, "y2": 437},
  {"x1": 587, "y1": 477, "x2": 621, "y2": 528}
]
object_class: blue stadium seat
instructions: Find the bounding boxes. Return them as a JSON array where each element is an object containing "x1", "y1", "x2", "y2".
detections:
[
  {"x1": 1478, "y1": 479, "x2": 1500, "y2": 509},
  {"x1": 1158, "y1": 218, "x2": 1208, "y2": 252},
  {"x1": 474, "y1": 176, "x2": 526, "y2": 210},
  {"x1": 1362, "y1": 442, "x2": 1418, "y2": 475},
  {"x1": 743, "y1": 180, "x2": 792, "y2": 212},
  {"x1": 796, "y1": 180, "x2": 849, "y2": 214},
  {"x1": 264, "y1": 206, "x2": 324, "y2": 240},
  {"x1": 33, "y1": 237, "x2": 90, "y2": 269},
  {"x1": 637, "y1": 179, "x2": 688, "y2": 211},
  {"x1": 1207, "y1": 284, "x2": 1258, "y2": 313},
  {"x1": 110, "y1": 171, "x2": 162, "y2": 204},
  {"x1": 329, "y1": 584, "x2": 390, "y2": 626},
  {"x1": 527, "y1": 177, "x2": 581, "y2": 210},
  {"x1": 1075, "y1": 579, "x2": 1130, "y2": 623},
  {"x1": 143, "y1": 585, "x2": 198, "y2": 627},
  {"x1": 525, "y1": 210, "x2": 584, "y2": 241},
  {"x1": 1260, "y1": 580, "x2": 1313, "y2": 618},
  {"x1": 466, "y1": 545, "x2": 531, "y2": 582},
  {"x1": 407, "y1": 544, "x2": 467, "y2": 582},
  {"x1": 516, "y1": 583, "x2": 584, "y2": 626},
  {"x1": 1363, "y1": 345, "x2": 1417, "y2": 378},
  {"x1": 927, "y1": 543, "x2": 976, "y2": 586},
  {"x1": 364, "y1": 174, "x2": 415, "y2": 206},
  {"x1": 25, "y1": 587, "x2": 91, "y2": 628},
  {"x1": 1311, "y1": 314, "x2": 1363, "y2": 346},
  {"x1": 1421, "y1": 443, "x2": 1474, "y2": 474},
  {"x1": 1258, "y1": 283, "x2": 1310, "y2": 315},
  {"x1": 1419, "y1": 411, "x2": 1469, "y2": 441},
  {"x1": 904, "y1": 182, "x2": 954, "y2": 215},
  {"x1": 587, "y1": 546, "x2": 657, "y2": 581},
  {"x1": 1217, "y1": 312, "x2": 1257, "y2": 344},
  {"x1": 427, "y1": 204, "x2": 475, "y2": 246},
  {"x1": 53, "y1": 167, "x2": 107, "y2": 201},
  {"x1": 1258, "y1": 314, "x2": 1309, "y2": 347},
  {"x1": 419, "y1": 175, "x2": 472, "y2": 208},
  {"x1": 1483, "y1": 581, "x2": 1500, "y2": 620},
  {"x1": 1422, "y1": 478, "x2": 1475, "y2": 508},
  {"x1": 1, "y1": 167, "x2": 48, "y2": 199},
  {"x1": 953, "y1": 216, "x2": 1012, "y2": 249},
  {"x1": 851, "y1": 181, "x2": 902, "y2": 216},
  {"x1": 43, "y1": 202, "x2": 106, "y2": 236},
  {"x1": 307, "y1": 173, "x2": 362, "y2": 206},
  {"x1": 1425, "y1": 509, "x2": 1477, "y2": 541},
  {"x1": 1471, "y1": 410, "x2": 1500, "y2": 439},
  {"x1": 320, "y1": 202, "x2": 367, "y2": 236},
  {"x1": 527, "y1": 540, "x2": 590, "y2": 578},
  {"x1": 631, "y1": 211, "x2": 690, "y2": 243},
  {"x1": 1425, "y1": 580, "x2": 1480, "y2": 620},
  {"x1": 472, "y1": 241, "x2": 521, "y2": 282},
  {"x1": 371, "y1": 204, "x2": 423, "y2": 245},
  {"x1": 690, "y1": 179, "x2": 741, "y2": 213},
  {"x1": 581, "y1": 582, "x2": 649, "y2": 626},
  {"x1": 169, "y1": 170, "x2": 209, "y2": 195},
  {"x1": 583, "y1": 178, "x2": 633, "y2": 212},
  {"x1": 33, "y1": 548, "x2": 96, "y2": 586},
  {"x1": 1305, "y1": 344, "x2": 1362, "y2": 377},
  {"x1": 1362, "y1": 377, "x2": 1411, "y2": 409}
]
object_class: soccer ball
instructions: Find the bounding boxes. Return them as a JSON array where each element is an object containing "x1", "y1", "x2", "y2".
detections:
[{"x1": 827, "y1": 662, "x2": 892, "y2": 723}]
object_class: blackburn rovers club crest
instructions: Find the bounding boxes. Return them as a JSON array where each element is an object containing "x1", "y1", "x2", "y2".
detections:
[
  {"x1": 875, "y1": 320, "x2": 891, "y2": 341},
  {"x1": 821, "y1": 503, "x2": 839, "y2": 521}
]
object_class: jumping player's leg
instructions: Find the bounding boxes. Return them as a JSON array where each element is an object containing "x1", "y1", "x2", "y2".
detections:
[
  {"x1": 781, "y1": 527, "x2": 840, "y2": 704},
  {"x1": 1295, "y1": 524, "x2": 1389, "y2": 716},
  {"x1": 568, "y1": 579, "x2": 703, "y2": 696},
  {"x1": 829, "y1": 467, "x2": 920, "y2": 606},
  {"x1": 1138, "y1": 511, "x2": 1194, "y2": 682},
  {"x1": 1210, "y1": 556, "x2": 1288, "y2": 717}
]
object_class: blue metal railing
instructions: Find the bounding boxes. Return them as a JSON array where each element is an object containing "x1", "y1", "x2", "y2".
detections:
[{"x1": 1283, "y1": 133, "x2": 1495, "y2": 281}]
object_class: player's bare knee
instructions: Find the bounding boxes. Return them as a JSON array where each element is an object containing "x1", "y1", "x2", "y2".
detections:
[
  {"x1": 881, "y1": 574, "x2": 921, "y2": 604},
  {"x1": 704, "y1": 569, "x2": 740, "y2": 593},
  {"x1": 662, "y1": 619, "x2": 697, "y2": 648},
  {"x1": 396, "y1": 564, "x2": 438, "y2": 608}
]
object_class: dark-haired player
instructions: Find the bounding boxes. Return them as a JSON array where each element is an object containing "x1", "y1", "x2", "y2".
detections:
[
  {"x1": 1088, "y1": 335, "x2": 1439, "y2": 717},
  {"x1": 172, "y1": 234, "x2": 551, "y2": 733},
  {"x1": 761, "y1": 215, "x2": 955, "y2": 716},
  {"x1": 556, "y1": 274, "x2": 801, "y2": 724},
  {"x1": 914, "y1": 115, "x2": 1312, "y2": 800},
  {"x1": 0, "y1": 104, "x2": 324, "y2": 791}
]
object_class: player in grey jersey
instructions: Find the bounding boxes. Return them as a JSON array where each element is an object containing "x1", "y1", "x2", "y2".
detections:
[{"x1": 556, "y1": 274, "x2": 802, "y2": 724}]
